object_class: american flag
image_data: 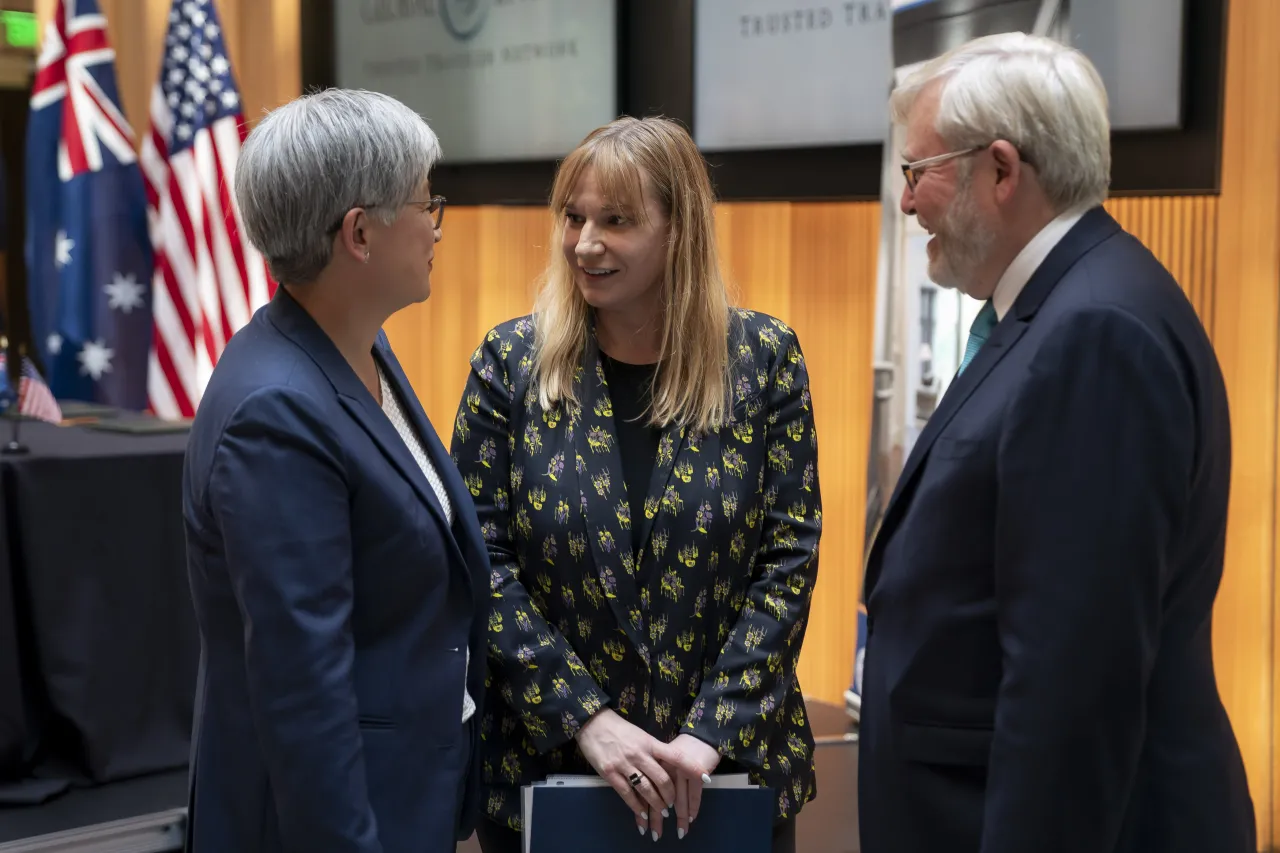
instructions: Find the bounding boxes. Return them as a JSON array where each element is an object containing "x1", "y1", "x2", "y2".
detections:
[
  {"x1": 0, "y1": 352, "x2": 63, "y2": 425},
  {"x1": 142, "y1": 0, "x2": 274, "y2": 420},
  {"x1": 25, "y1": 0, "x2": 154, "y2": 410}
]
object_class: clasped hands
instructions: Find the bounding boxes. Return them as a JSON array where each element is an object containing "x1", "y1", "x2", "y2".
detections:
[{"x1": 575, "y1": 707, "x2": 721, "y2": 842}]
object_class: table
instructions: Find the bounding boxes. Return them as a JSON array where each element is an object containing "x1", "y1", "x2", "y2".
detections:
[
  {"x1": 0, "y1": 419, "x2": 196, "y2": 798},
  {"x1": 0, "y1": 476, "x2": 30, "y2": 780}
]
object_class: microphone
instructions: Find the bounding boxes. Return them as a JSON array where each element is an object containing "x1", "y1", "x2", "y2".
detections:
[{"x1": 2, "y1": 338, "x2": 29, "y2": 456}]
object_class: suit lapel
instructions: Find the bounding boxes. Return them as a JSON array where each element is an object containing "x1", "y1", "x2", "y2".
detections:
[
  {"x1": 376, "y1": 341, "x2": 489, "y2": 609},
  {"x1": 573, "y1": 333, "x2": 651, "y2": 660},
  {"x1": 266, "y1": 289, "x2": 469, "y2": 579},
  {"x1": 634, "y1": 423, "x2": 689, "y2": 568},
  {"x1": 866, "y1": 206, "x2": 1121, "y2": 594}
]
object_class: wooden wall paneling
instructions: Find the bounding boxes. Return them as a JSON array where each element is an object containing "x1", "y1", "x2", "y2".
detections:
[
  {"x1": 386, "y1": 206, "x2": 547, "y2": 443},
  {"x1": 224, "y1": 0, "x2": 301, "y2": 129},
  {"x1": 711, "y1": 201, "x2": 878, "y2": 704},
  {"x1": 786, "y1": 202, "x2": 879, "y2": 705},
  {"x1": 1212, "y1": 0, "x2": 1280, "y2": 845},
  {"x1": 715, "y1": 203, "x2": 794, "y2": 322},
  {"x1": 1104, "y1": 196, "x2": 1219, "y2": 327}
]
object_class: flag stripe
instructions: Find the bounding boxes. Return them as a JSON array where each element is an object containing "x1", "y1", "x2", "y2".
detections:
[
  {"x1": 211, "y1": 119, "x2": 253, "y2": 315},
  {"x1": 1, "y1": 354, "x2": 63, "y2": 424},
  {"x1": 144, "y1": 0, "x2": 271, "y2": 419}
]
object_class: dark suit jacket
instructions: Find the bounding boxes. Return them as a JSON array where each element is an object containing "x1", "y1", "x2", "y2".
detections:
[
  {"x1": 858, "y1": 207, "x2": 1256, "y2": 853},
  {"x1": 449, "y1": 310, "x2": 822, "y2": 830},
  {"x1": 182, "y1": 288, "x2": 490, "y2": 853}
]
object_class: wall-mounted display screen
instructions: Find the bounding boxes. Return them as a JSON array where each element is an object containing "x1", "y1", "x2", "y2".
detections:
[
  {"x1": 336, "y1": 0, "x2": 617, "y2": 163},
  {"x1": 893, "y1": 0, "x2": 1186, "y2": 131},
  {"x1": 693, "y1": 1, "x2": 894, "y2": 151}
]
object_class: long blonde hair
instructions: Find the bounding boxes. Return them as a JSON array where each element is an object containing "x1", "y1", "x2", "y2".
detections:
[{"x1": 532, "y1": 116, "x2": 732, "y2": 433}]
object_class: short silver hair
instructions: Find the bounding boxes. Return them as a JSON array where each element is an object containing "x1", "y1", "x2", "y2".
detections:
[
  {"x1": 891, "y1": 32, "x2": 1110, "y2": 213},
  {"x1": 235, "y1": 88, "x2": 442, "y2": 284}
]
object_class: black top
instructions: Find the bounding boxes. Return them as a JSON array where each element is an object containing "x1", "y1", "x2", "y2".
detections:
[{"x1": 599, "y1": 352, "x2": 661, "y2": 560}]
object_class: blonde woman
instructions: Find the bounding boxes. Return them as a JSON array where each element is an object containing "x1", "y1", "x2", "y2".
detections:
[{"x1": 451, "y1": 116, "x2": 822, "y2": 852}]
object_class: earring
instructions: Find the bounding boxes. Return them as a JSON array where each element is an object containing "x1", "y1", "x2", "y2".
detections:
[{"x1": 363, "y1": 251, "x2": 370, "y2": 262}]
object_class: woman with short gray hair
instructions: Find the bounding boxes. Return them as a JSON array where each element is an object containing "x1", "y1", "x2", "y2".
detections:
[{"x1": 182, "y1": 88, "x2": 490, "y2": 853}]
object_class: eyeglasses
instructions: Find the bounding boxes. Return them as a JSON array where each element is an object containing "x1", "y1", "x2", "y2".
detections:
[
  {"x1": 327, "y1": 195, "x2": 447, "y2": 233},
  {"x1": 901, "y1": 147, "x2": 985, "y2": 192},
  {"x1": 414, "y1": 195, "x2": 446, "y2": 229},
  {"x1": 901, "y1": 146, "x2": 1034, "y2": 192}
]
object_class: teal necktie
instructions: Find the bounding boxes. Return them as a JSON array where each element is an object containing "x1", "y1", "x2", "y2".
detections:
[{"x1": 957, "y1": 301, "x2": 998, "y2": 376}]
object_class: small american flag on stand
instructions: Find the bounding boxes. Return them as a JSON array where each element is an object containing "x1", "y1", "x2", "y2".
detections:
[
  {"x1": 0, "y1": 347, "x2": 63, "y2": 425},
  {"x1": 142, "y1": 0, "x2": 274, "y2": 420}
]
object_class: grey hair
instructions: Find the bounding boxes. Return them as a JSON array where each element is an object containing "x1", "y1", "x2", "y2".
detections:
[
  {"x1": 890, "y1": 32, "x2": 1110, "y2": 213},
  {"x1": 234, "y1": 88, "x2": 442, "y2": 284}
]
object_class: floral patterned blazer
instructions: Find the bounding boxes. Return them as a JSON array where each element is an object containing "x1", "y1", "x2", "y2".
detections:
[{"x1": 449, "y1": 308, "x2": 822, "y2": 831}]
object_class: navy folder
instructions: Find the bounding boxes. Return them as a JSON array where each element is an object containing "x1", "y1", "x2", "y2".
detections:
[{"x1": 522, "y1": 776, "x2": 775, "y2": 852}]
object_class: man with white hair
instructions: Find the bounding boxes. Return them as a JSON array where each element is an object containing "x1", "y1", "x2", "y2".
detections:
[{"x1": 858, "y1": 33, "x2": 1256, "y2": 852}]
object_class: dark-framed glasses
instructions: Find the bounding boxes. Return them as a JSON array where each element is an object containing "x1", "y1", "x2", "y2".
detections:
[{"x1": 901, "y1": 147, "x2": 985, "y2": 192}]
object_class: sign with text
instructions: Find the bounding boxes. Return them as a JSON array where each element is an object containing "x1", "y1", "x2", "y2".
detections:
[
  {"x1": 694, "y1": 1, "x2": 893, "y2": 151},
  {"x1": 336, "y1": 0, "x2": 616, "y2": 164}
]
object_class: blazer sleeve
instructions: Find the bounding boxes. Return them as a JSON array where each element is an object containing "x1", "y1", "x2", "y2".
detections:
[
  {"x1": 208, "y1": 386, "x2": 381, "y2": 853},
  {"x1": 451, "y1": 331, "x2": 607, "y2": 752},
  {"x1": 981, "y1": 308, "x2": 1193, "y2": 853},
  {"x1": 684, "y1": 328, "x2": 822, "y2": 765}
]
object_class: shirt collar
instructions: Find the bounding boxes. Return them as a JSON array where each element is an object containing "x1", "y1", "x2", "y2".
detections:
[{"x1": 991, "y1": 206, "x2": 1090, "y2": 320}]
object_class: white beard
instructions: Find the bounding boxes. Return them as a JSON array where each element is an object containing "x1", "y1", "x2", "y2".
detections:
[{"x1": 927, "y1": 183, "x2": 997, "y2": 296}]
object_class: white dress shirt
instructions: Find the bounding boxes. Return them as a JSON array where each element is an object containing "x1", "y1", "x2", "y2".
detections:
[
  {"x1": 990, "y1": 206, "x2": 1091, "y2": 320},
  {"x1": 377, "y1": 363, "x2": 476, "y2": 724}
]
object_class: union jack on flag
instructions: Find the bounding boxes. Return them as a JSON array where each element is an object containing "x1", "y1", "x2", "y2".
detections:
[
  {"x1": 142, "y1": 0, "x2": 274, "y2": 419},
  {"x1": 25, "y1": 0, "x2": 154, "y2": 410}
]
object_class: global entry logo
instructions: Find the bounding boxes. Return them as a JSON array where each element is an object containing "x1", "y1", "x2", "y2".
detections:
[{"x1": 441, "y1": 0, "x2": 491, "y2": 41}]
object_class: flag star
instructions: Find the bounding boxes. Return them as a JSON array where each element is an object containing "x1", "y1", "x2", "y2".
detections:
[
  {"x1": 47, "y1": 333, "x2": 62, "y2": 356},
  {"x1": 55, "y1": 230, "x2": 74, "y2": 268},
  {"x1": 167, "y1": 91, "x2": 181, "y2": 109},
  {"x1": 205, "y1": 23, "x2": 220, "y2": 39},
  {"x1": 168, "y1": 68, "x2": 184, "y2": 85},
  {"x1": 191, "y1": 60, "x2": 210, "y2": 82},
  {"x1": 199, "y1": 43, "x2": 213, "y2": 60},
  {"x1": 105, "y1": 273, "x2": 147, "y2": 314},
  {"x1": 205, "y1": 101, "x2": 217, "y2": 115},
  {"x1": 181, "y1": 102, "x2": 196, "y2": 118},
  {"x1": 176, "y1": 23, "x2": 191, "y2": 39},
  {"x1": 177, "y1": 124, "x2": 192, "y2": 140},
  {"x1": 173, "y1": 45, "x2": 188, "y2": 62},
  {"x1": 209, "y1": 78, "x2": 224, "y2": 94},
  {"x1": 77, "y1": 340, "x2": 114, "y2": 382},
  {"x1": 221, "y1": 90, "x2": 239, "y2": 109},
  {"x1": 211, "y1": 55, "x2": 229, "y2": 75},
  {"x1": 192, "y1": 9, "x2": 207, "y2": 26}
]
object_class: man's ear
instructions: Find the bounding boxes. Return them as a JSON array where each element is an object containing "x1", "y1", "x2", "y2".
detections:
[{"x1": 990, "y1": 140, "x2": 1025, "y2": 201}]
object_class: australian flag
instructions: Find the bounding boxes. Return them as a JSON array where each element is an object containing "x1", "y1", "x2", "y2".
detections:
[{"x1": 25, "y1": 0, "x2": 153, "y2": 410}]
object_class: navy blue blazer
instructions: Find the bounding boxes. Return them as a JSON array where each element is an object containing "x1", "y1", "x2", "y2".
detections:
[
  {"x1": 182, "y1": 288, "x2": 489, "y2": 853},
  {"x1": 859, "y1": 208, "x2": 1256, "y2": 853}
]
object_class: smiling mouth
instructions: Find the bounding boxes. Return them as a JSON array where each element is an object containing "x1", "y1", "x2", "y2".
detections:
[{"x1": 581, "y1": 267, "x2": 618, "y2": 278}]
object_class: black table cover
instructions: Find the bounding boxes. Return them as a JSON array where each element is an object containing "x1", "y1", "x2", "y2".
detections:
[{"x1": 0, "y1": 420, "x2": 196, "y2": 792}]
